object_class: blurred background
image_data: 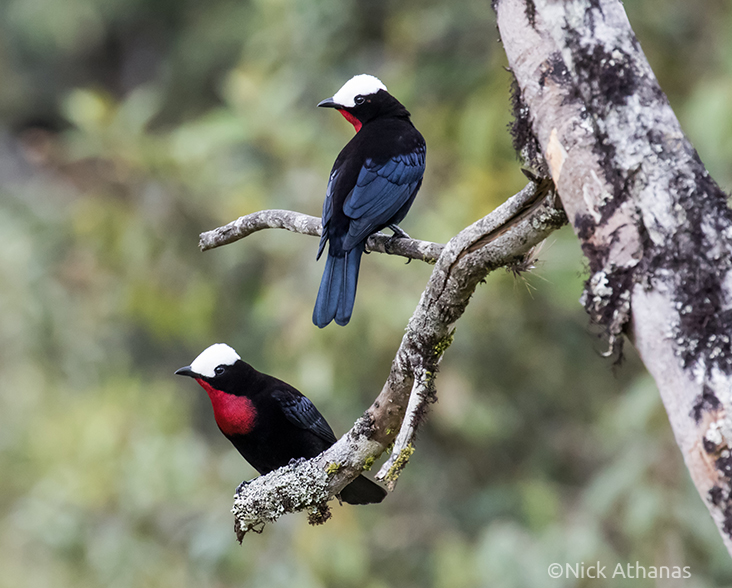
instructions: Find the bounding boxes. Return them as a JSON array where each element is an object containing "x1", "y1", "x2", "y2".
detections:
[{"x1": 2, "y1": 0, "x2": 732, "y2": 586}]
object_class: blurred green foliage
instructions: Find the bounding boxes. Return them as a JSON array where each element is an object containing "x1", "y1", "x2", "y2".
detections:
[{"x1": 1, "y1": 0, "x2": 732, "y2": 586}]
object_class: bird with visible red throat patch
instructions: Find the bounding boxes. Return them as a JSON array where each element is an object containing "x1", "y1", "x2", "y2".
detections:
[
  {"x1": 175, "y1": 343, "x2": 387, "y2": 505},
  {"x1": 314, "y1": 74, "x2": 426, "y2": 328}
]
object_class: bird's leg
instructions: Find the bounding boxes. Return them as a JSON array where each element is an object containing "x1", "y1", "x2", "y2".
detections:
[
  {"x1": 388, "y1": 224, "x2": 410, "y2": 240},
  {"x1": 386, "y1": 224, "x2": 413, "y2": 264}
]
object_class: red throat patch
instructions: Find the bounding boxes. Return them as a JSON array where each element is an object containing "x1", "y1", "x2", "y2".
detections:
[
  {"x1": 196, "y1": 379, "x2": 257, "y2": 436},
  {"x1": 338, "y1": 109, "x2": 362, "y2": 132}
]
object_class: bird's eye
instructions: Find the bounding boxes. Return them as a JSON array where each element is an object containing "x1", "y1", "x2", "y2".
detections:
[
  {"x1": 214, "y1": 366, "x2": 225, "y2": 375},
  {"x1": 354, "y1": 95, "x2": 366, "y2": 105}
]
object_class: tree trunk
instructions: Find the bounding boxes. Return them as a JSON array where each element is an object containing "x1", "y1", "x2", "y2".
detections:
[{"x1": 495, "y1": 0, "x2": 732, "y2": 555}]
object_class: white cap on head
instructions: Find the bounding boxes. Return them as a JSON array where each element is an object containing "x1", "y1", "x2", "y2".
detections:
[
  {"x1": 332, "y1": 74, "x2": 387, "y2": 108},
  {"x1": 190, "y1": 343, "x2": 241, "y2": 378}
]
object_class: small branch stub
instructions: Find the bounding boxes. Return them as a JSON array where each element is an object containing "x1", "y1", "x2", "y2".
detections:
[
  {"x1": 376, "y1": 352, "x2": 444, "y2": 487},
  {"x1": 381, "y1": 444, "x2": 416, "y2": 485}
]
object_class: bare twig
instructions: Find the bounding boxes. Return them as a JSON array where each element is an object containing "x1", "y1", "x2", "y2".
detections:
[
  {"x1": 199, "y1": 209, "x2": 444, "y2": 263},
  {"x1": 229, "y1": 178, "x2": 567, "y2": 538}
]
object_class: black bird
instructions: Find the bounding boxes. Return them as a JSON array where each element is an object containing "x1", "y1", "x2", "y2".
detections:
[
  {"x1": 175, "y1": 343, "x2": 387, "y2": 505},
  {"x1": 314, "y1": 74, "x2": 426, "y2": 327}
]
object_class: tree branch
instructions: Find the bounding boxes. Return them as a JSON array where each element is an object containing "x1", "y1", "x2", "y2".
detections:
[
  {"x1": 199, "y1": 209, "x2": 444, "y2": 264},
  {"x1": 229, "y1": 178, "x2": 566, "y2": 539},
  {"x1": 496, "y1": 0, "x2": 732, "y2": 555}
]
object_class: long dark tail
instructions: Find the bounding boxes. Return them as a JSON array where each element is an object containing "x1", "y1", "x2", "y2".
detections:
[
  {"x1": 339, "y1": 474, "x2": 387, "y2": 505},
  {"x1": 313, "y1": 244, "x2": 364, "y2": 328}
]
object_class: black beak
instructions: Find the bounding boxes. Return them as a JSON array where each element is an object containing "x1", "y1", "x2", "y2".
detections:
[
  {"x1": 175, "y1": 365, "x2": 197, "y2": 378},
  {"x1": 317, "y1": 97, "x2": 339, "y2": 109}
]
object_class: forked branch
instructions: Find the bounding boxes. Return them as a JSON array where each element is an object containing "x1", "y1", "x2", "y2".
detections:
[{"x1": 198, "y1": 178, "x2": 566, "y2": 539}]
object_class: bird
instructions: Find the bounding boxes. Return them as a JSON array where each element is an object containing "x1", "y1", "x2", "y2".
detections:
[
  {"x1": 313, "y1": 74, "x2": 426, "y2": 328},
  {"x1": 175, "y1": 343, "x2": 387, "y2": 505}
]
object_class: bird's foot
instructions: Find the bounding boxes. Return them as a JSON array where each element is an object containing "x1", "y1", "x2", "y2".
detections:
[
  {"x1": 388, "y1": 224, "x2": 410, "y2": 240},
  {"x1": 383, "y1": 225, "x2": 413, "y2": 263},
  {"x1": 288, "y1": 457, "x2": 308, "y2": 467}
]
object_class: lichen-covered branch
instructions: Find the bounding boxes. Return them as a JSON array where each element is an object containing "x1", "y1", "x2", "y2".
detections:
[
  {"x1": 376, "y1": 364, "x2": 437, "y2": 487},
  {"x1": 230, "y1": 178, "x2": 566, "y2": 538},
  {"x1": 496, "y1": 0, "x2": 732, "y2": 555},
  {"x1": 199, "y1": 209, "x2": 444, "y2": 264}
]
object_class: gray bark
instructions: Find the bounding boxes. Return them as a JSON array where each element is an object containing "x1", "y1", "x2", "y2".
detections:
[{"x1": 495, "y1": 0, "x2": 732, "y2": 555}]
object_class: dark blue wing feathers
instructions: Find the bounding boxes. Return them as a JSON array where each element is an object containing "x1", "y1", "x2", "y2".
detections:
[
  {"x1": 272, "y1": 389, "x2": 337, "y2": 445},
  {"x1": 343, "y1": 179, "x2": 421, "y2": 248},
  {"x1": 341, "y1": 148, "x2": 425, "y2": 248},
  {"x1": 345, "y1": 150, "x2": 425, "y2": 217},
  {"x1": 314, "y1": 141, "x2": 425, "y2": 327}
]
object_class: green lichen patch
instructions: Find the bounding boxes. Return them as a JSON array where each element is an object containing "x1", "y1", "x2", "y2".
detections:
[
  {"x1": 433, "y1": 331, "x2": 455, "y2": 358},
  {"x1": 384, "y1": 444, "x2": 415, "y2": 482}
]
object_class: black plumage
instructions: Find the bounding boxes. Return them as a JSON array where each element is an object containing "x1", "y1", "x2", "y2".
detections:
[{"x1": 176, "y1": 344, "x2": 386, "y2": 505}]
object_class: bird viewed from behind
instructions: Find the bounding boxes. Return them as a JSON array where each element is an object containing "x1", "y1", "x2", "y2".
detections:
[
  {"x1": 314, "y1": 74, "x2": 426, "y2": 328},
  {"x1": 175, "y1": 343, "x2": 387, "y2": 505}
]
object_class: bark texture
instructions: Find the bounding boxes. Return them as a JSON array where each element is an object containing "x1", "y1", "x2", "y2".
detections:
[
  {"x1": 214, "y1": 179, "x2": 567, "y2": 538},
  {"x1": 495, "y1": 0, "x2": 732, "y2": 554}
]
